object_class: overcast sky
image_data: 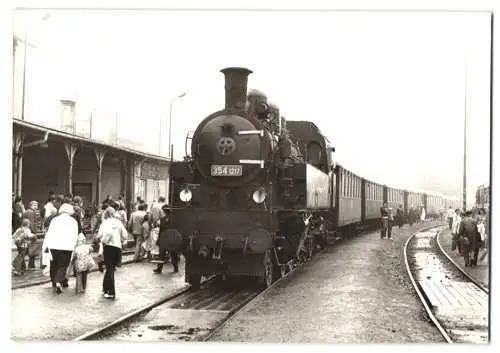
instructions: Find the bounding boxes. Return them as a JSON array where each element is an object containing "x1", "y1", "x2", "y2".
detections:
[{"x1": 11, "y1": 8, "x2": 492, "y2": 204}]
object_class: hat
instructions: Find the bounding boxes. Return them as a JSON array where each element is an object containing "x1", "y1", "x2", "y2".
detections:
[{"x1": 59, "y1": 203, "x2": 75, "y2": 215}]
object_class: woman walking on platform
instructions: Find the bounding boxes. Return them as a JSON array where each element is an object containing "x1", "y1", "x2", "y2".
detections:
[
  {"x1": 41, "y1": 203, "x2": 79, "y2": 294},
  {"x1": 97, "y1": 207, "x2": 128, "y2": 299}
]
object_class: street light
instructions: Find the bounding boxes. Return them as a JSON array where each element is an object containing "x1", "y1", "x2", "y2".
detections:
[
  {"x1": 462, "y1": 54, "x2": 468, "y2": 211},
  {"x1": 159, "y1": 92, "x2": 186, "y2": 159},
  {"x1": 19, "y1": 12, "x2": 51, "y2": 121}
]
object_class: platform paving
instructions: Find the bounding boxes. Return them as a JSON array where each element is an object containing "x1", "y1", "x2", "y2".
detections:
[
  {"x1": 409, "y1": 228, "x2": 488, "y2": 343},
  {"x1": 11, "y1": 258, "x2": 187, "y2": 340},
  {"x1": 209, "y1": 221, "x2": 446, "y2": 343},
  {"x1": 11, "y1": 234, "x2": 137, "y2": 289}
]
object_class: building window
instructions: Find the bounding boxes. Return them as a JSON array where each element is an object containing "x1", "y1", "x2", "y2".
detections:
[
  {"x1": 153, "y1": 179, "x2": 160, "y2": 200},
  {"x1": 139, "y1": 179, "x2": 147, "y2": 201}
]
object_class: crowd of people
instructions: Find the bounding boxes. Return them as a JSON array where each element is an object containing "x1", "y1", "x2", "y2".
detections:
[
  {"x1": 448, "y1": 206, "x2": 489, "y2": 267},
  {"x1": 380, "y1": 203, "x2": 427, "y2": 239},
  {"x1": 11, "y1": 192, "x2": 182, "y2": 299}
]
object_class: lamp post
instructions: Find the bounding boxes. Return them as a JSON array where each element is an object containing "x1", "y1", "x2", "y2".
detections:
[
  {"x1": 19, "y1": 13, "x2": 51, "y2": 121},
  {"x1": 159, "y1": 92, "x2": 186, "y2": 158},
  {"x1": 462, "y1": 56, "x2": 468, "y2": 211}
]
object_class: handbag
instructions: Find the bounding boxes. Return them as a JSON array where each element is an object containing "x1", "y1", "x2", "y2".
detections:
[
  {"x1": 42, "y1": 250, "x2": 52, "y2": 266},
  {"x1": 41, "y1": 249, "x2": 52, "y2": 276}
]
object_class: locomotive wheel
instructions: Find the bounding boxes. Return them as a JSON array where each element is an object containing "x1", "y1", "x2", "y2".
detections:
[{"x1": 259, "y1": 249, "x2": 275, "y2": 289}]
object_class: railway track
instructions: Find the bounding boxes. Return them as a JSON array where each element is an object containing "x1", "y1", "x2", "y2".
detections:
[
  {"x1": 75, "y1": 243, "x2": 334, "y2": 342},
  {"x1": 404, "y1": 226, "x2": 489, "y2": 344},
  {"x1": 72, "y1": 226, "x2": 391, "y2": 342}
]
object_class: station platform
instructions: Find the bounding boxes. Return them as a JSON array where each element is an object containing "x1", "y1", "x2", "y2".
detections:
[
  {"x1": 11, "y1": 259, "x2": 186, "y2": 340},
  {"x1": 11, "y1": 234, "x2": 137, "y2": 289},
  {"x1": 209, "y1": 221, "x2": 446, "y2": 343},
  {"x1": 437, "y1": 229, "x2": 489, "y2": 289}
]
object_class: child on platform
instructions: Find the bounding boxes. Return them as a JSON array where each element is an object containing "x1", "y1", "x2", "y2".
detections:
[
  {"x1": 12, "y1": 219, "x2": 35, "y2": 276},
  {"x1": 71, "y1": 233, "x2": 96, "y2": 294}
]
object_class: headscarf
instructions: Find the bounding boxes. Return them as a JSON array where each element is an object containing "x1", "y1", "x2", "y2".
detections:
[
  {"x1": 103, "y1": 206, "x2": 116, "y2": 219},
  {"x1": 77, "y1": 233, "x2": 86, "y2": 245},
  {"x1": 59, "y1": 203, "x2": 75, "y2": 216}
]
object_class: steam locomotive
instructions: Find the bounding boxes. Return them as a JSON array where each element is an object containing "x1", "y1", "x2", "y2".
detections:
[{"x1": 168, "y1": 67, "x2": 459, "y2": 289}]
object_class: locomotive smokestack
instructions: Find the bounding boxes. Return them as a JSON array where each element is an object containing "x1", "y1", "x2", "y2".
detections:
[{"x1": 220, "y1": 67, "x2": 253, "y2": 110}]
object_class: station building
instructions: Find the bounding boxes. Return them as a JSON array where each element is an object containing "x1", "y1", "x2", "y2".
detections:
[{"x1": 12, "y1": 100, "x2": 171, "y2": 224}]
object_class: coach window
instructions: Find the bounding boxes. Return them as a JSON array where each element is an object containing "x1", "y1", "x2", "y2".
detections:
[
  {"x1": 345, "y1": 173, "x2": 348, "y2": 197},
  {"x1": 342, "y1": 171, "x2": 346, "y2": 196},
  {"x1": 348, "y1": 175, "x2": 352, "y2": 197},
  {"x1": 346, "y1": 176, "x2": 349, "y2": 197}
]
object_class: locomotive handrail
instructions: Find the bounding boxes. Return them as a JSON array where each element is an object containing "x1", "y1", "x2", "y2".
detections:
[
  {"x1": 237, "y1": 129, "x2": 264, "y2": 137},
  {"x1": 239, "y1": 159, "x2": 265, "y2": 168}
]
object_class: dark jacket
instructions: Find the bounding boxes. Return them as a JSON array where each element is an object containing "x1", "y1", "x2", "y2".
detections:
[
  {"x1": 157, "y1": 216, "x2": 183, "y2": 251},
  {"x1": 458, "y1": 217, "x2": 481, "y2": 249}
]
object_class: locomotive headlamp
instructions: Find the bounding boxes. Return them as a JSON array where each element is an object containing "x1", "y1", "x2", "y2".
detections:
[
  {"x1": 179, "y1": 188, "x2": 193, "y2": 203},
  {"x1": 252, "y1": 187, "x2": 267, "y2": 204}
]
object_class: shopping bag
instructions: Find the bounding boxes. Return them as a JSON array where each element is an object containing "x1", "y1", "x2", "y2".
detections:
[
  {"x1": 42, "y1": 250, "x2": 52, "y2": 266},
  {"x1": 66, "y1": 251, "x2": 76, "y2": 279},
  {"x1": 150, "y1": 228, "x2": 160, "y2": 256},
  {"x1": 42, "y1": 261, "x2": 50, "y2": 276}
]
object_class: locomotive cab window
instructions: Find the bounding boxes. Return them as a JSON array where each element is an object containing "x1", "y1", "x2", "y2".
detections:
[{"x1": 307, "y1": 142, "x2": 323, "y2": 168}]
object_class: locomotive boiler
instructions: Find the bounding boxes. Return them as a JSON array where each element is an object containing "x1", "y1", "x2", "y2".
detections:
[{"x1": 169, "y1": 67, "x2": 335, "y2": 288}]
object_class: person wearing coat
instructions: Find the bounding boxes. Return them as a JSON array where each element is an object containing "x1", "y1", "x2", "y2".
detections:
[
  {"x1": 396, "y1": 205, "x2": 404, "y2": 228},
  {"x1": 23, "y1": 201, "x2": 39, "y2": 269},
  {"x1": 41, "y1": 203, "x2": 79, "y2": 294},
  {"x1": 97, "y1": 207, "x2": 129, "y2": 299},
  {"x1": 451, "y1": 209, "x2": 463, "y2": 254},
  {"x1": 458, "y1": 211, "x2": 482, "y2": 267},
  {"x1": 153, "y1": 205, "x2": 182, "y2": 274},
  {"x1": 420, "y1": 206, "x2": 426, "y2": 222}
]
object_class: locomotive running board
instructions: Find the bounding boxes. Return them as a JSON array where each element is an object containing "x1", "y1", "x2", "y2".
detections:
[
  {"x1": 239, "y1": 159, "x2": 265, "y2": 168},
  {"x1": 237, "y1": 129, "x2": 264, "y2": 137}
]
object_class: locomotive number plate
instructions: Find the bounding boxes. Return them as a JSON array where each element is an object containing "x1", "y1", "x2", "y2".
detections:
[{"x1": 211, "y1": 165, "x2": 242, "y2": 177}]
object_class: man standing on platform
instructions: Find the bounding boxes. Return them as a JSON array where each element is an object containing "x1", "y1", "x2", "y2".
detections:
[
  {"x1": 380, "y1": 202, "x2": 389, "y2": 239},
  {"x1": 458, "y1": 210, "x2": 481, "y2": 267},
  {"x1": 446, "y1": 206, "x2": 454, "y2": 230}
]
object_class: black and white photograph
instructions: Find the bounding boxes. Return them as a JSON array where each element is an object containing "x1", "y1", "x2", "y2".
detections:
[{"x1": 4, "y1": 0, "x2": 496, "y2": 346}]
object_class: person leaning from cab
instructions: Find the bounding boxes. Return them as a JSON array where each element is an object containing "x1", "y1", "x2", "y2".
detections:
[{"x1": 153, "y1": 204, "x2": 183, "y2": 274}]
